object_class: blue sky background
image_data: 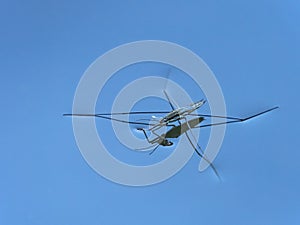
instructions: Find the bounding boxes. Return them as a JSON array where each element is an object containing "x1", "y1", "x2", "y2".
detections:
[{"x1": 1, "y1": 0, "x2": 300, "y2": 224}]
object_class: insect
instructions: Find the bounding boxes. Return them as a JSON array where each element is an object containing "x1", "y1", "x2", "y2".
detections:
[{"x1": 64, "y1": 89, "x2": 278, "y2": 179}]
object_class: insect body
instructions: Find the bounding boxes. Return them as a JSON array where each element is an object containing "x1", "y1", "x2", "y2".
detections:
[
  {"x1": 160, "y1": 100, "x2": 206, "y2": 124},
  {"x1": 64, "y1": 91, "x2": 278, "y2": 179}
]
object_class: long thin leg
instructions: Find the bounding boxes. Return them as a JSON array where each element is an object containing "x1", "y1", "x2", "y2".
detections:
[
  {"x1": 194, "y1": 140, "x2": 220, "y2": 179},
  {"x1": 191, "y1": 106, "x2": 278, "y2": 121},
  {"x1": 163, "y1": 90, "x2": 177, "y2": 110},
  {"x1": 137, "y1": 128, "x2": 156, "y2": 144},
  {"x1": 63, "y1": 114, "x2": 154, "y2": 126},
  {"x1": 184, "y1": 132, "x2": 221, "y2": 179},
  {"x1": 163, "y1": 68, "x2": 172, "y2": 91},
  {"x1": 181, "y1": 116, "x2": 220, "y2": 179},
  {"x1": 149, "y1": 145, "x2": 160, "y2": 155},
  {"x1": 100, "y1": 111, "x2": 170, "y2": 115},
  {"x1": 134, "y1": 144, "x2": 160, "y2": 155},
  {"x1": 135, "y1": 145, "x2": 158, "y2": 151},
  {"x1": 195, "y1": 107, "x2": 279, "y2": 129},
  {"x1": 161, "y1": 68, "x2": 179, "y2": 111},
  {"x1": 136, "y1": 118, "x2": 160, "y2": 122},
  {"x1": 237, "y1": 107, "x2": 279, "y2": 121}
]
